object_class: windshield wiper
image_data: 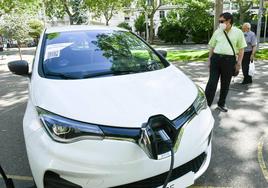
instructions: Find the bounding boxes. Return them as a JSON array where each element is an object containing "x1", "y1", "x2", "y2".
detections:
[
  {"x1": 83, "y1": 70, "x2": 140, "y2": 78},
  {"x1": 45, "y1": 70, "x2": 141, "y2": 79},
  {"x1": 45, "y1": 71, "x2": 80, "y2": 79}
]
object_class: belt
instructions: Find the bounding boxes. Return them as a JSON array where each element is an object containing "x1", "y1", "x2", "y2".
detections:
[{"x1": 213, "y1": 53, "x2": 234, "y2": 58}]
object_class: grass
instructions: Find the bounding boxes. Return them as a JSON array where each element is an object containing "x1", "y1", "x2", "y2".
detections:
[
  {"x1": 256, "y1": 49, "x2": 268, "y2": 60},
  {"x1": 167, "y1": 50, "x2": 209, "y2": 62},
  {"x1": 167, "y1": 49, "x2": 268, "y2": 62}
]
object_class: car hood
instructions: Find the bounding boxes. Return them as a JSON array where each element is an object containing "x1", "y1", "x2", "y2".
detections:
[{"x1": 32, "y1": 65, "x2": 198, "y2": 128}]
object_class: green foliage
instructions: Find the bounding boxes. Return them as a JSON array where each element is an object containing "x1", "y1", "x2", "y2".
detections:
[
  {"x1": 134, "y1": 13, "x2": 146, "y2": 35},
  {"x1": 233, "y1": 0, "x2": 254, "y2": 24},
  {"x1": 117, "y1": 22, "x2": 132, "y2": 30},
  {"x1": 70, "y1": 0, "x2": 88, "y2": 24},
  {"x1": 233, "y1": 11, "x2": 255, "y2": 26},
  {"x1": 0, "y1": 12, "x2": 30, "y2": 44},
  {"x1": 256, "y1": 49, "x2": 268, "y2": 60},
  {"x1": 178, "y1": 0, "x2": 213, "y2": 44},
  {"x1": 47, "y1": 33, "x2": 61, "y2": 40},
  {"x1": 0, "y1": 0, "x2": 15, "y2": 16},
  {"x1": 44, "y1": 0, "x2": 65, "y2": 19},
  {"x1": 0, "y1": 0, "x2": 38, "y2": 17},
  {"x1": 28, "y1": 19, "x2": 44, "y2": 41},
  {"x1": 157, "y1": 11, "x2": 187, "y2": 44},
  {"x1": 44, "y1": 0, "x2": 88, "y2": 25},
  {"x1": 167, "y1": 50, "x2": 209, "y2": 62},
  {"x1": 85, "y1": 0, "x2": 131, "y2": 26},
  {"x1": 165, "y1": 48, "x2": 268, "y2": 62}
]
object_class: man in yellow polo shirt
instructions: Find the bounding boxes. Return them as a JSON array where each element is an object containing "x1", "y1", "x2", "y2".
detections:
[{"x1": 205, "y1": 12, "x2": 247, "y2": 112}]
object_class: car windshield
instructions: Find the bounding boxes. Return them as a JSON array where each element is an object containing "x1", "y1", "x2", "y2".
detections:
[{"x1": 42, "y1": 30, "x2": 168, "y2": 79}]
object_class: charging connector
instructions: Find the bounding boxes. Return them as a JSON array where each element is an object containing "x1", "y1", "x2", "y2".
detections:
[
  {"x1": 139, "y1": 115, "x2": 176, "y2": 188},
  {"x1": 157, "y1": 130, "x2": 175, "y2": 188}
]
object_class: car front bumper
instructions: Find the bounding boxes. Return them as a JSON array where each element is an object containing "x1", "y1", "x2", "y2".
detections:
[{"x1": 23, "y1": 100, "x2": 214, "y2": 188}]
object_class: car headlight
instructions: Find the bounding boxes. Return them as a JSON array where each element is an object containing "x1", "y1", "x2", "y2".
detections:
[
  {"x1": 37, "y1": 108, "x2": 104, "y2": 143},
  {"x1": 193, "y1": 86, "x2": 208, "y2": 114}
]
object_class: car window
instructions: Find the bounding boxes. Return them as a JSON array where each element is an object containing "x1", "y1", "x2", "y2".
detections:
[{"x1": 42, "y1": 30, "x2": 168, "y2": 79}]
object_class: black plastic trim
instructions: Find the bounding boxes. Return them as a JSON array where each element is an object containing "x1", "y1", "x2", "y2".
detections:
[
  {"x1": 112, "y1": 152, "x2": 207, "y2": 188},
  {"x1": 44, "y1": 171, "x2": 82, "y2": 188},
  {"x1": 172, "y1": 105, "x2": 196, "y2": 129},
  {"x1": 38, "y1": 29, "x2": 47, "y2": 78},
  {"x1": 100, "y1": 126, "x2": 141, "y2": 141}
]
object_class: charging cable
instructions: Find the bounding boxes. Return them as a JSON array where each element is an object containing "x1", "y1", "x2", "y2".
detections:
[{"x1": 157, "y1": 130, "x2": 175, "y2": 188}]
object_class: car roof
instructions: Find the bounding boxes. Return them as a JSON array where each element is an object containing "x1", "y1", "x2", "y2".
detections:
[{"x1": 45, "y1": 25, "x2": 128, "y2": 34}]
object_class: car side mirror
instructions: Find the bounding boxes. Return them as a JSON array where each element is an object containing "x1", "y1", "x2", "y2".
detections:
[
  {"x1": 157, "y1": 50, "x2": 167, "y2": 58},
  {"x1": 8, "y1": 60, "x2": 29, "y2": 76}
]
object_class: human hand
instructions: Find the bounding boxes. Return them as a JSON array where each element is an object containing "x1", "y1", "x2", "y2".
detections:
[
  {"x1": 235, "y1": 63, "x2": 241, "y2": 72},
  {"x1": 250, "y1": 54, "x2": 254, "y2": 62}
]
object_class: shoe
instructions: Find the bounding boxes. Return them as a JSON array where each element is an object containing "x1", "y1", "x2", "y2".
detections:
[
  {"x1": 241, "y1": 81, "x2": 252, "y2": 85},
  {"x1": 217, "y1": 105, "x2": 228, "y2": 112},
  {"x1": 241, "y1": 79, "x2": 252, "y2": 85}
]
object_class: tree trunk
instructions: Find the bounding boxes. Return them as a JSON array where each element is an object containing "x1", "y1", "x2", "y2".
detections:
[
  {"x1": 149, "y1": 16, "x2": 154, "y2": 43},
  {"x1": 239, "y1": 11, "x2": 245, "y2": 24},
  {"x1": 214, "y1": 0, "x2": 223, "y2": 31},
  {"x1": 69, "y1": 16, "x2": 74, "y2": 25},
  {"x1": 18, "y1": 43, "x2": 22, "y2": 60},
  {"x1": 105, "y1": 19, "x2": 109, "y2": 26}
]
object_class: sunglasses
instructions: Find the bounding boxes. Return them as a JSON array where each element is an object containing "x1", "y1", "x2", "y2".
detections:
[{"x1": 218, "y1": 20, "x2": 226, "y2": 23}]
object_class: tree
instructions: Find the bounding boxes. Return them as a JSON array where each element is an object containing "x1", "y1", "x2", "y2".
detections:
[
  {"x1": 177, "y1": 0, "x2": 214, "y2": 43},
  {"x1": 134, "y1": 13, "x2": 146, "y2": 37},
  {"x1": 235, "y1": 0, "x2": 253, "y2": 24},
  {"x1": 0, "y1": 12, "x2": 31, "y2": 59},
  {"x1": 85, "y1": 0, "x2": 131, "y2": 26},
  {"x1": 28, "y1": 19, "x2": 44, "y2": 44},
  {"x1": 0, "y1": 0, "x2": 15, "y2": 17},
  {"x1": 137, "y1": 0, "x2": 165, "y2": 43},
  {"x1": 157, "y1": 11, "x2": 187, "y2": 44},
  {"x1": 0, "y1": 0, "x2": 37, "y2": 17},
  {"x1": 44, "y1": 0, "x2": 88, "y2": 25},
  {"x1": 214, "y1": 0, "x2": 223, "y2": 31}
]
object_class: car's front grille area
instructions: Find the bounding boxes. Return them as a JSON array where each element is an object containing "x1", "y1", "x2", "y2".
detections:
[{"x1": 113, "y1": 152, "x2": 206, "y2": 188}]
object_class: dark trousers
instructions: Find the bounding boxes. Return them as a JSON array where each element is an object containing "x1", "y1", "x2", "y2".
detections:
[
  {"x1": 205, "y1": 54, "x2": 236, "y2": 107},
  {"x1": 242, "y1": 51, "x2": 252, "y2": 83}
]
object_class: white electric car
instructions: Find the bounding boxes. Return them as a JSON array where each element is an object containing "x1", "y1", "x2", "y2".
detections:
[{"x1": 8, "y1": 26, "x2": 214, "y2": 188}]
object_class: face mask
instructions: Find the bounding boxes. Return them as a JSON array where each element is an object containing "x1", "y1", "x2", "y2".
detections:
[{"x1": 219, "y1": 23, "x2": 227, "y2": 30}]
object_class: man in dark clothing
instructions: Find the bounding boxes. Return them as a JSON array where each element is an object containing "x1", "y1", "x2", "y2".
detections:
[{"x1": 205, "y1": 12, "x2": 247, "y2": 112}]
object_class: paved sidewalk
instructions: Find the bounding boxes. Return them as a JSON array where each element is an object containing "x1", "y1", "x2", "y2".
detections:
[{"x1": 175, "y1": 60, "x2": 268, "y2": 187}]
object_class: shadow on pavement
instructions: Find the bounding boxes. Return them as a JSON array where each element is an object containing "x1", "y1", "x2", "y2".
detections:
[
  {"x1": 176, "y1": 60, "x2": 268, "y2": 187},
  {"x1": 0, "y1": 59, "x2": 34, "y2": 188}
]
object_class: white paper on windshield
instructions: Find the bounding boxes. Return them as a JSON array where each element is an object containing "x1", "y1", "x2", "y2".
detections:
[{"x1": 44, "y1": 42, "x2": 73, "y2": 61}]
